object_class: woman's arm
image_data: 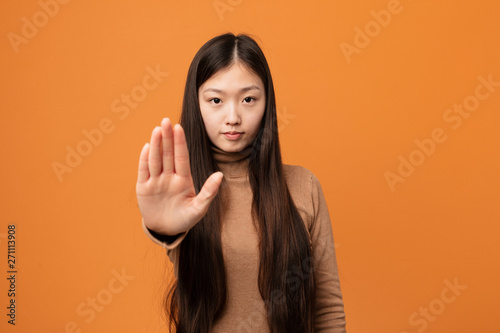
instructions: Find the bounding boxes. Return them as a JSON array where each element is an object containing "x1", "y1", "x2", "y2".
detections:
[
  {"x1": 141, "y1": 218, "x2": 187, "y2": 250},
  {"x1": 309, "y1": 172, "x2": 347, "y2": 332}
]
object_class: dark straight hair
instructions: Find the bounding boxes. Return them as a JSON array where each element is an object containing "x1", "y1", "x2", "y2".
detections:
[{"x1": 165, "y1": 32, "x2": 315, "y2": 333}]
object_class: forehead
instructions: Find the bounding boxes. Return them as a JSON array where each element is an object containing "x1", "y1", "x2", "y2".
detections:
[{"x1": 200, "y1": 62, "x2": 264, "y2": 91}]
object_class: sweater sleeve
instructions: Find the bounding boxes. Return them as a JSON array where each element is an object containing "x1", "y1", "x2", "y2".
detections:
[
  {"x1": 141, "y1": 218, "x2": 188, "y2": 251},
  {"x1": 309, "y1": 172, "x2": 347, "y2": 332}
]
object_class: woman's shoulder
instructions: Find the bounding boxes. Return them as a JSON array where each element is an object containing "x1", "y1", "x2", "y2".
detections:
[
  {"x1": 282, "y1": 163, "x2": 318, "y2": 186},
  {"x1": 282, "y1": 164, "x2": 321, "y2": 226}
]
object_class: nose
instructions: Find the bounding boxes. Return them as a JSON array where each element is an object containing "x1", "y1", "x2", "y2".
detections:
[{"x1": 225, "y1": 101, "x2": 241, "y2": 125}]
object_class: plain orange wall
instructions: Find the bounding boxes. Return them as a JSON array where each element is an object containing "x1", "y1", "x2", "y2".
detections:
[{"x1": 1, "y1": 0, "x2": 499, "y2": 332}]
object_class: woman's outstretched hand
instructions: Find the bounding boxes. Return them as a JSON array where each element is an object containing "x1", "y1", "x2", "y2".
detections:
[{"x1": 136, "y1": 118, "x2": 224, "y2": 236}]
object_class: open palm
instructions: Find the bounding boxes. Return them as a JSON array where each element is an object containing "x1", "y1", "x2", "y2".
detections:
[{"x1": 136, "y1": 118, "x2": 223, "y2": 236}]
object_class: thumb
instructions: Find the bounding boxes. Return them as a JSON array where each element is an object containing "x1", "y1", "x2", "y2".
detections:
[{"x1": 194, "y1": 171, "x2": 224, "y2": 210}]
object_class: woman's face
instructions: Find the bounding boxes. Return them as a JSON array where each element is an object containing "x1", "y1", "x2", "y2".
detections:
[{"x1": 198, "y1": 61, "x2": 266, "y2": 153}]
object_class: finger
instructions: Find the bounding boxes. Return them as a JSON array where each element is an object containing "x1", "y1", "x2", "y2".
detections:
[
  {"x1": 193, "y1": 172, "x2": 224, "y2": 212},
  {"x1": 149, "y1": 127, "x2": 162, "y2": 177},
  {"x1": 161, "y1": 118, "x2": 174, "y2": 175},
  {"x1": 173, "y1": 124, "x2": 192, "y2": 178},
  {"x1": 137, "y1": 143, "x2": 150, "y2": 183}
]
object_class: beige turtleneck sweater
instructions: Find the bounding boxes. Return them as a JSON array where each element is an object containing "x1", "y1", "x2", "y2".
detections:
[{"x1": 142, "y1": 144, "x2": 347, "y2": 332}]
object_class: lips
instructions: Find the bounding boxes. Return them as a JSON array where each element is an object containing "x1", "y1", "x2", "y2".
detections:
[{"x1": 223, "y1": 131, "x2": 243, "y2": 140}]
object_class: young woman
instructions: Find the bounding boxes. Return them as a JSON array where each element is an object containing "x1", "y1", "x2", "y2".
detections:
[{"x1": 136, "y1": 32, "x2": 346, "y2": 333}]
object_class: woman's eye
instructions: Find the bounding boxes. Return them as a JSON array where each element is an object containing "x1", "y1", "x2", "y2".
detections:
[
  {"x1": 209, "y1": 98, "x2": 222, "y2": 104},
  {"x1": 243, "y1": 97, "x2": 255, "y2": 103}
]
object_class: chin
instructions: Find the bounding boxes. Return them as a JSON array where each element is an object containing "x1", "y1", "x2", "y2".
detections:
[{"x1": 219, "y1": 142, "x2": 245, "y2": 152}]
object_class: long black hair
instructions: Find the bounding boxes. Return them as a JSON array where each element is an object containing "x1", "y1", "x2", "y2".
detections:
[{"x1": 165, "y1": 32, "x2": 315, "y2": 333}]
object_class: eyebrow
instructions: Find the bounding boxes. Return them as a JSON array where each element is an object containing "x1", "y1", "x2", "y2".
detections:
[{"x1": 202, "y1": 85, "x2": 261, "y2": 94}]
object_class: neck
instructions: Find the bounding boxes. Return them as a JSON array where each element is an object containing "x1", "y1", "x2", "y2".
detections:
[{"x1": 210, "y1": 143, "x2": 253, "y2": 178}]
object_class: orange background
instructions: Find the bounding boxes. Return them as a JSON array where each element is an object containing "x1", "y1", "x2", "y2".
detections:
[{"x1": 1, "y1": 0, "x2": 499, "y2": 332}]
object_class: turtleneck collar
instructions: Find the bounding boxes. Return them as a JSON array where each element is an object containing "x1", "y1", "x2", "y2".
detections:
[{"x1": 210, "y1": 143, "x2": 253, "y2": 178}]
